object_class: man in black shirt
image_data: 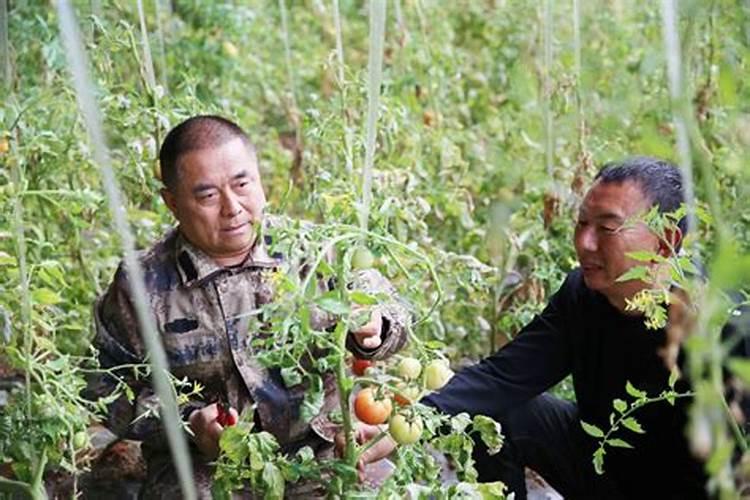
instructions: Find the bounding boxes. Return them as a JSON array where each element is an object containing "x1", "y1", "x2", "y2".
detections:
[{"x1": 354, "y1": 157, "x2": 746, "y2": 498}]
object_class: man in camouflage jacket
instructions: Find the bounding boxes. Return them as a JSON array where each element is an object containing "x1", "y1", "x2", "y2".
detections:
[{"x1": 89, "y1": 115, "x2": 409, "y2": 497}]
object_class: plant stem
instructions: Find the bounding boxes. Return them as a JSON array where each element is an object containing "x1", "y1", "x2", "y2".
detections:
[
  {"x1": 10, "y1": 138, "x2": 32, "y2": 418},
  {"x1": 336, "y1": 324, "x2": 356, "y2": 466}
]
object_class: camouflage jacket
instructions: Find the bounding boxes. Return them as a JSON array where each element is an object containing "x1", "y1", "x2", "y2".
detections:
[{"x1": 89, "y1": 224, "x2": 409, "y2": 461}]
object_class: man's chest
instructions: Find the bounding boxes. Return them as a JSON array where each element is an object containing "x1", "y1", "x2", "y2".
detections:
[{"x1": 152, "y1": 269, "x2": 274, "y2": 374}]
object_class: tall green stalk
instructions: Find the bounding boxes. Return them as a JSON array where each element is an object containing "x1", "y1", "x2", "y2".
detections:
[{"x1": 56, "y1": 3, "x2": 196, "y2": 498}]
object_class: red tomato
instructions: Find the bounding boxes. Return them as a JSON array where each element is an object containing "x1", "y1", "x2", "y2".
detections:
[
  {"x1": 216, "y1": 402, "x2": 237, "y2": 427},
  {"x1": 354, "y1": 388, "x2": 392, "y2": 425},
  {"x1": 352, "y1": 358, "x2": 373, "y2": 376}
]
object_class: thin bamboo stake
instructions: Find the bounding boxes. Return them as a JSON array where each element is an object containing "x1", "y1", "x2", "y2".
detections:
[
  {"x1": 279, "y1": 0, "x2": 300, "y2": 120},
  {"x1": 1, "y1": 0, "x2": 9, "y2": 90},
  {"x1": 573, "y1": 0, "x2": 581, "y2": 82},
  {"x1": 154, "y1": 0, "x2": 169, "y2": 92},
  {"x1": 359, "y1": 0, "x2": 387, "y2": 233},
  {"x1": 661, "y1": 0, "x2": 697, "y2": 235},
  {"x1": 332, "y1": 0, "x2": 354, "y2": 174},
  {"x1": 136, "y1": 0, "x2": 157, "y2": 92},
  {"x1": 56, "y1": 3, "x2": 196, "y2": 498},
  {"x1": 543, "y1": 0, "x2": 554, "y2": 180}
]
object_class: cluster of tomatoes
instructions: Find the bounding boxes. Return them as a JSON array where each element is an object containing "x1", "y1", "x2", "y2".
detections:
[{"x1": 351, "y1": 356, "x2": 454, "y2": 445}]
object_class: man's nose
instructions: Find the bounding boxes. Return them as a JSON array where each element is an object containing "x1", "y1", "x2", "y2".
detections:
[
  {"x1": 220, "y1": 191, "x2": 242, "y2": 217},
  {"x1": 576, "y1": 226, "x2": 597, "y2": 252}
]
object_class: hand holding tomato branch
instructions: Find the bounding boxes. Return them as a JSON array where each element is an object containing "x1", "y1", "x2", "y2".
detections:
[
  {"x1": 350, "y1": 308, "x2": 383, "y2": 350},
  {"x1": 335, "y1": 423, "x2": 398, "y2": 479},
  {"x1": 188, "y1": 402, "x2": 239, "y2": 459}
]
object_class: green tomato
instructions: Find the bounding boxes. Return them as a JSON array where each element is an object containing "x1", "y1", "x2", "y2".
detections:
[
  {"x1": 389, "y1": 413, "x2": 423, "y2": 445},
  {"x1": 398, "y1": 357, "x2": 422, "y2": 380},
  {"x1": 424, "y1": 360, "x2": 454, "y2": 390},
  {"x1": 72, "y1": 430, "x2": 87, "y2": 450},
  {"x1": 351, "y1": 247, "x2": 375, "y2": 270}
]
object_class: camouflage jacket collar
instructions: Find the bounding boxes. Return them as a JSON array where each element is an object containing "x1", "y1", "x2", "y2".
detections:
[{"x1": 174, "y1": 228, "x2": 280, "y2": 288}]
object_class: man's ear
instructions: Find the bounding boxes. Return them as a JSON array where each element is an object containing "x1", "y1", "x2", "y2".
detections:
[
  {"x1": 161, "y1": 188, "x2": 178, "y2": 216},
  {"x1": 658, "y1": 227, "x2": 683, "y2": 257}
]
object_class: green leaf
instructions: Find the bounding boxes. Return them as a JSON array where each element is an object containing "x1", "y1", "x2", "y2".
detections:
[
  {"x1": 0, "y1": 251, "x2": 15, "y2": 266},
  {"x1": 219, "y1": 425, "x2": 251, "y2": 463},
  {"x1": 728, "y1": 358, "x2": 750, "y2": 386},
  {"x1": 280, "y1": 366, "x2": 302, "y2": 387},
  {"x1": 580, "y1": 421, "x2": 604, "y2": 438},
  {"x1": 349, "y1": 290, "x2": 378, "y2": 305},
  {"x1": 314, "y1": 296, "x2": 349, "y2": 316},
  {"x1": 668, "y1": 368, "x2": 679, "y2": 389},
  {"x1": 424, "y1": 340, "x2": 447, "y2": 350},
  {"x1": 626, "y1": 250, "x2": 661, "y2": 263},
  {"x1": 625, "y1": 381, "x2": 647, "y2": 400},
  {"x1": 593, "y1": 447, "x2": 606, "y2": 475},
  {"x1": 607, "y1": 438, "x2": 633, "y2": 449},
  {"x1": 300, "y1": 376, "x2": 324, "y2": 423},
  {"x1": 613, "y1": 399, "x2": 627, "y2": 413},
  {"x1": 472, "y1": 415, "x2": 504, "y2": 455},
  {"x1": 450, "y1": 413, "x2": 472, "y2": 434},
  {"x1": 622, "y1": 417, "x2": 645, "y2": 434},
  {"x1": 615, "y1": 266, "x2": 648, "y2": 283},
  {"x1": 31, "y1": 288, "x2": 62, "y2": 305},
  {"x1": 261, "y1": 463, "x2": 285, "y2": 500}
]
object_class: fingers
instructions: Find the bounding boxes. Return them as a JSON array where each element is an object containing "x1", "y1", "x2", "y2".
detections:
[{"x1": 352, "y1": 310, "x2": 383, "y2": 349}]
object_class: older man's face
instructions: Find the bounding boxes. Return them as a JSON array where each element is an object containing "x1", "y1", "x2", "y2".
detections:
[
  {"x1": 162, "y1": 137, "x2": 266, "y2": 267},
  {"x1": 573, "y1": 180, "x2": 661, "y2": 309}
]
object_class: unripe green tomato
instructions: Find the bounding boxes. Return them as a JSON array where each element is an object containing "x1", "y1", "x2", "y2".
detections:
[
  {"x1": 424, "y1": 360, "x2": 454, "y2": 390},
  {"x1": 72, "y1": 431, "x2": 87, "y2": 450},
  {"x1": 389, "y1": 414, "x2": 423, "y2": 445},
  {"x1": 351, "y1": 247, "x2": 375, "y2": 270},
  {"x1": 397, "y1": 357, "x2": 422, "y2": 380}
]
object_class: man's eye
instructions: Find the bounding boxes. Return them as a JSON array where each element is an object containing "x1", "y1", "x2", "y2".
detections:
[
  {"x1": 600, "y1": 225, "x2": 618, "y2": 233},
  {"x1": 199, "y1": 192, "x2": 217, "y2": 201}
]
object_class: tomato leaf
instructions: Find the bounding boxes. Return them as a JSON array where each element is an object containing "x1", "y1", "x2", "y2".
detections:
[
  {"x1": 625, "y1": 381, "x2": 647, "y2": 400},
  {"x1": 607, "y1": 438, "x2": 633, "y2": 449},
  {"x1": 622, "y1": 417, "x2": 645, "y2": 434},
  {"x1": 580, "y1": 421, "x2": 604, "y2": 438}
]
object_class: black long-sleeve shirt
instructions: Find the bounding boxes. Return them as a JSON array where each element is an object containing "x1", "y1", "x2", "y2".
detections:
[{"x1": 424, "y1": 268, "x2": 734, "y2": 498}]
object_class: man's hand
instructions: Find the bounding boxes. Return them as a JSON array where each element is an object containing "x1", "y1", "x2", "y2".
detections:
[
  {"x1": 335, "y1": 423, "x2": 397, "y2": 481},
  {"x1": 350, "y1": 308, "x2": 383, "y2": 350},
  {"x1": 188, "y1": 403, "x2": 238, "y2": 459}
]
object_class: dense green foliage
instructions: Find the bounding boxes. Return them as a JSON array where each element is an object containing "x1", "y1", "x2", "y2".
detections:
[{"x1": 1, "y1": 0, "x2": 750, "y2": 497}]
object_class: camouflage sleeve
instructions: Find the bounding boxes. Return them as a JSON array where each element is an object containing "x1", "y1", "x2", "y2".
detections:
[
  {"x1": 87, "y1": 265, "x2": 204, "y2": 442},
  {"x1": 345, "y1": 268, "x2": 411, "y2": 360}
]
